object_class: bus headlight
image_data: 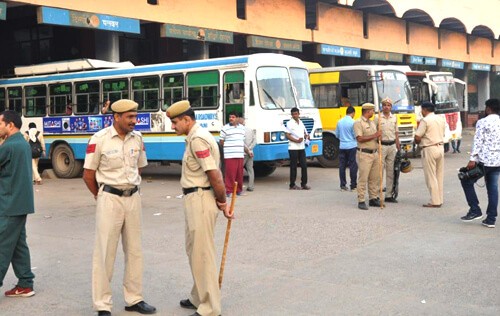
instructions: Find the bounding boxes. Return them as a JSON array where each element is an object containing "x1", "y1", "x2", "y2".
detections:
[
  {"x1": 271, "y1": 132, "x2": 278, "y2": 142},
  {"x1": 313, "y1": 128, "x2": 323, "y2": 138},
  {"x1": 279, "y1": 132, "x2": 286, "y2": 141}
]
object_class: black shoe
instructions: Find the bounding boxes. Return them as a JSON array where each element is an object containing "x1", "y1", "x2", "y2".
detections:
[
  {"x1": 125, "y1": 301, "x2": 156, "y2": 314},
  {"x1": 350, "y1": 186, "x2": 357, "y2": 192},
  {"x1": 482, "y1": 218, "x2": 496, "y2": 228},
  {"x1": 340, "y1": 186, "x2": 349, "y2": 191},
  {"x1": 358, "y1": 202, "x2": 368, "y2": 210},
  {"x1": 180, "y1": 299, "x2": 197, "y2": 309},
  {"x1": 369, "y1": 199, "x2": 381, "y2": 207},
  {"x1": 301, "y1": 185, "x2": 311, "y2": 190},
  {"x1": 385, "y1": 197, "x2": 398, "y2": 203},
  {"x1": 247, "y1": 187, "x2": 254, "y2": 192},
  {"x1": 460, "y1": 212, "x2": 482, "y2": 222},
  {"x1": 98, "y1": 312, "x2": 111, "y2": 316},
  {"x1": 189, "y1": 313, "x2": 201, "y2": 316}
]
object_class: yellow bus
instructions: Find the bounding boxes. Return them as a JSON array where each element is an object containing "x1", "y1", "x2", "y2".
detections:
[{"x1": 309, "y1": 65, "x2": 417, "y2": 167}]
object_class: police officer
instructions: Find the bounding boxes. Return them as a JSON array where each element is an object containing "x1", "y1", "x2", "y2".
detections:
[
  {"x1": 354, "y1": 103, "x2": 382, "y2": 210},
  {"x1": 167, "y1": 100, "x2": 232, "y2": 316},
  {"x1": 83, "y1": 99, "x2": 156, "y2": 316},
  {"x1": 374, "y1": 97, "x2": 400, "y2": 203},
  {"x1": 414, "y1": 101, "x2": 445, "y2": 208}
]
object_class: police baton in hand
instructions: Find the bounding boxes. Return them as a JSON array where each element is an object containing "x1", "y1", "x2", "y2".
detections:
[{"x1": 219, "y1": 181, "x2": 237, "y2": 289}]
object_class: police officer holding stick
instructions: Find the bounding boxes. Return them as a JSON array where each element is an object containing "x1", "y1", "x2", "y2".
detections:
[{"x1": 167, "y1": 100, "x2": 232, "y2": 316}]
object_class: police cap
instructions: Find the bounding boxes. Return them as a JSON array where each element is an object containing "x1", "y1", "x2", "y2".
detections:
[
  {"x1": 381, "y1": 97, "x2": 393, "y2": 105},
  {"x1": 361, "y1": 103, "x2": 375, "y2": 110},
  {"x1": 110, "y1": 99, "x2": 138, "y2": 113},
  {"x1": 167, "y1": 100, "x2": 192, "y2": 119}
]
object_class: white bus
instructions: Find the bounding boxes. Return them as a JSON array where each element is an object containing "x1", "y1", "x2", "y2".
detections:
[
  {"x1": 407, "y1": 71, "x2": 466, "y2": 152},
  {"x1": 0, "y1": 54, "x2": 323, "y2": 178}
]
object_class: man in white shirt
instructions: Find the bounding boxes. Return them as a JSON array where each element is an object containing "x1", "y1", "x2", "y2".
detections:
[
  {"x1": 239, "y1": 117, "x2": 256, "y2": 191},
  {"x1": 460, "y1": 98, "x2": 500, "y2": 228},
  {"x1": 285, "y1": 107, "x2": 310, "y2": 190}
]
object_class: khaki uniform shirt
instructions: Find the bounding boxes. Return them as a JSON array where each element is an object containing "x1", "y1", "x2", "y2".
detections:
[
  {"x1": 180, "y1": 123, "x2": 220, "y2": 189},
  {"x1": 353, "y1": 116, "x2": 378, "y2": 150},
  {"x1": 84, "y1": 126, "x2": 147, "y2": 188},
  {"x1": 415, "y1": 112, "x2": 445, "y2": 147},
  {"x1": 374, "y1": 113, "x2": 397, "y2": 141}
]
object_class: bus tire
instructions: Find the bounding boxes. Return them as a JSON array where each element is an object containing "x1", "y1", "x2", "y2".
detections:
[
  {"x1": 317, "y1": 134, "x2": 340, "y2": 168},
  {"x1": 52, "y1": 144, "x2": 83, "y2": 178},
  {"x1": 254, "y1": 162, "x2": 277, "y2": 178}
]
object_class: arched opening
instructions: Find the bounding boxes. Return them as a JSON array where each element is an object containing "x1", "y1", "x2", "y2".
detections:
[
  {"x1": 402, "y1": 9, "x2": 434, "y2": 27},
  {"x1": 471, "y1": 25, "x2": 495, "y2": 39},
  {"x1": 352, "y1": 0, "x2": 395, "y2": 16},
  {"x1": 439, "y1": 18, "x2": 467, "y2": 33}
]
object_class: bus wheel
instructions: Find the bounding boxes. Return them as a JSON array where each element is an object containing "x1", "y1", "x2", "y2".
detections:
[
  {"x1": 254, "y1": 162, "x2": 277, "y2": 178},
  {"x1": 317, "y1": 135, "x2": 339, "y2": 168},
  {"x1": 52, "y1": 144, "x2": 83, "y2": 178}
]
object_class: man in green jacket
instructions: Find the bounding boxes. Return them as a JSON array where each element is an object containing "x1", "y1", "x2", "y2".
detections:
[{"x1": 0, "y1": 110, "x2": 36, "y2": 297}]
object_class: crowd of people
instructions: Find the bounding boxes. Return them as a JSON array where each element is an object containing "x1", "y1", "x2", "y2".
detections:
[{"x1": 0, "y1": 97, "x2": 499, "y2": 316}]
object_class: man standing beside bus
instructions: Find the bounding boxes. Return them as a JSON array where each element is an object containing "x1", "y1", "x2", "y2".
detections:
[
  {"x1": 336, "y1": 106, "x2": 358, "y2": 191},
  {"x1": 83, "y1": 99, "x2": 156, "y2": 316},
  {"x1": 239, "y1": 117, "x2": 256, "y2": 192},
  {"x1": 0, "y1": 110, "x2": 36, "y2": 299},
  {"x1": 374, "y1": 98, "x2": 400, "y2": 203},
  {"x1": 414, "y1": 101, "x2": 445, "y2": 208},
  {"x1": 167, "y1": 100, "x2": 232, "y2": 316},
  {"x1": 354, "y1": 103, "x2": 382, "y2": 210},
  {"x1": 286, "y1": 107, "x2": 310, "y2": 190}
]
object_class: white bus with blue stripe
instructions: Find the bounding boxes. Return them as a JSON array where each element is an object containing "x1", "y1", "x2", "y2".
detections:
[{"x1": 0, "y1": 54, "x2": 322, "y2": 178}]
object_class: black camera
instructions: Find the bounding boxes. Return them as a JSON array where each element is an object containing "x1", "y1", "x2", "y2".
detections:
[{"x1": 458, "y1": 164, "x2": 484, "y2": 181}]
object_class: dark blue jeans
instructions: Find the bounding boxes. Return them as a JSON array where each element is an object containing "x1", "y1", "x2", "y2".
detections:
[
  {"x1": 339, "y1": 148, "x2": 358, "y2": 189},
  {"x1": 461, "y1": 166, "x2": 500, "y2": 222}
]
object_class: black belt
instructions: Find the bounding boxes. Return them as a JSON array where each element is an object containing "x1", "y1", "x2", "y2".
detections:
[
  {"x1": 182, "y1": 187, "x2": 211, "y2": 195},
  {"x1": 381, "y1": 140, "x2": 396, "y2": 146},
  {"x1": 102, "y1": 185, "x2": 138, "y2": 197},
  {"x1": 357, "y1": 148, "x2": 377, "y2": 154}
]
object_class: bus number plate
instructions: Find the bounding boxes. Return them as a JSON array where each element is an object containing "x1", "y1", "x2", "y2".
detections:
[{"x1": 311, "y1": 144, "x2": 319, "y2": 153}]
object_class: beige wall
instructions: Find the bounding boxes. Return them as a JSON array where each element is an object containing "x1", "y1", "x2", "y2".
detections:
[{"x1": 12, "y1": 0, "x2": 500, "y2": 65}]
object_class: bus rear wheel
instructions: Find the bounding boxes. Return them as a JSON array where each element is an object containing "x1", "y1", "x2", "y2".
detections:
[
  {"x1": 317, "y1": 135, "x2": 339, "y2": 168},
  {"x1": 52, "y1": 144, "x2": 83, "y2": 178},
  {"x1": 254, "y1": 162, "x2": 277, "y2": 178}
]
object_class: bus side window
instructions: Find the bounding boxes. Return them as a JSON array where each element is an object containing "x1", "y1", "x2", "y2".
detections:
[
  {"x1": 187, "y1": 71, "x2": 219, "y2": 109},
  {"x1": 0, "y1": 88, "x2": 6, "y2": 112},
  {"x1": 132, "y1": 76, "x2": 160, "y2": 112},
  {"x1": 162, "y1": 73, "x2": 184, "y2": 111},
  {"x1": 25, "y1": 85, "x2": 47, "y2": 117},
  {"x1": 49, "y1": 82, "x2": 72, "y2": 116},
  {"x1": 103, "y1": 78, "x2": 129, "y2": 106},
  {"x1": 7, "y1": 87, "x2": 23, "y2": 115},
  {"x1": 75, "y1": 81, "x2": 100, "y2": 114}
]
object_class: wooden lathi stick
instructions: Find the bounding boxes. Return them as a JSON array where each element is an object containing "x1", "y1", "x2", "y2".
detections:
[
  {"x1": 218, "y1": 181, "x2": 237, "y2": 289},
  {"x1": 378, "y1": 109, "x2": 384, "y2": 208}
]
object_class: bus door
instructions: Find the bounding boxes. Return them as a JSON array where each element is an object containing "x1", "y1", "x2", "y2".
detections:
[{"x1": 223, "y1": 71, "x2": 244, "y2": 123}]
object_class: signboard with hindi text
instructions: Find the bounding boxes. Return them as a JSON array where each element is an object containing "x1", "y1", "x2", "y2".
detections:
[
  {"x1": 37, "y1": 7, "x2": 140, "y2": 34},
  {"x1": 247, "y1": 35, "x2": 302, "y2": 52},
  {"x1": 161, "y1": 23, "x2": 233, "y2": 44}
]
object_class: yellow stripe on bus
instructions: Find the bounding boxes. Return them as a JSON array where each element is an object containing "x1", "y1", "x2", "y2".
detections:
[{"x1": 310, "y1": 72, "x2": 340, "y2": 85}]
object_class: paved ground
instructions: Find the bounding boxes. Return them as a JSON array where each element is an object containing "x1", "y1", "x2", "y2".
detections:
[{"x1": 1, "y1": 132, "x2": 499, "y2": 316}]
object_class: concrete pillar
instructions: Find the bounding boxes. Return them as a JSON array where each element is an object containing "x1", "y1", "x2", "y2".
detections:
[
  {"x1": 187, "y1": 41, "x2": 208, "y2": 60},
  {"x1": 476, "y1": 71, "x2": 490, "y2": 112},
  {"x1": 95, "y1": 31, "x2": 120, "y2": 62}
]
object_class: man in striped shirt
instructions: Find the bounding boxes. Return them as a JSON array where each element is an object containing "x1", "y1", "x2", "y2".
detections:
[{"x1": 220, "y1": 112, "x2": 251, "y2": 196}]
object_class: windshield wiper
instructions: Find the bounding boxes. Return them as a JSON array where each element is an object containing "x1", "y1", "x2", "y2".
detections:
[{"x1": 263, "y1": 88, "x2": 284, "y2": 112}]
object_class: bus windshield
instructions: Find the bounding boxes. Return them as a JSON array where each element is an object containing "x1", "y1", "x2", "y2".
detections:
[
  {"x1": 375, "y1": 71, "x2": 413, "y2": 112},
  {"x1": 290, "y1": 67, "x2": 315, "y2": 108},
  {"x1": 430, "y1": 74, "x2": 459, "y2": 112},
  {"x1": 257, "y1": 66, "x2": 296, "y2": 110}
]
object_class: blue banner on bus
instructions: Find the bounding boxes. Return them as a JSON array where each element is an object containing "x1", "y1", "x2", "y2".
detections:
[{"x1": 43, "y1": 113, "x2": 151, "y2": 133}]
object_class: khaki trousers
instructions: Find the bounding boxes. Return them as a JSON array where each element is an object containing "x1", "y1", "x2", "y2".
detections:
[
  {"x1": 421, "y1": 146, "x2": 444, "y2": 205},
  {"x1": 381, "y1": 145, "x2": 397, "y2": 196},
  {"x1": 92, "y1": 189, "x2": 144, "y2": 312},
  {"x1": 356, "y1": 151, "x2": 380, "y2": 202},
  {"x1": 184, "y1": 189, "x2": 221, "y2": 316},
  {"x1": 32, "y1": 158, "x2": 41, "y2": 182}
]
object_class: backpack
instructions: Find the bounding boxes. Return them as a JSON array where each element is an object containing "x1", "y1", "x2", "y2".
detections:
[{"x1": 27, "y1": 131, "x2": 43, "y2": 158}]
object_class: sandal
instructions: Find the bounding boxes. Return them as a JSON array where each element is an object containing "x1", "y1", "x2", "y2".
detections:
[{"x1": 422, "y1": 203, "x2": 441, "y2": 208}]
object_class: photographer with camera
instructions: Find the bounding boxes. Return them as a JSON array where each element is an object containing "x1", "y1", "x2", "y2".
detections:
[{"x1": 460, "y1": 98, "x2": 500, "y2": 228}]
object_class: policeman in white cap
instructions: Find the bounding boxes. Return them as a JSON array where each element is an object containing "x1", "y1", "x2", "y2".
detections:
[
  {"x1": 83, "y1": 99, "x2": 156, "y2": 315},
  {"x1": 353, "y1": 103, "x2": 382, "y2": 210},
  {"x1": 167, "y1": 100, "x2": 232, "y2": 316}
]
